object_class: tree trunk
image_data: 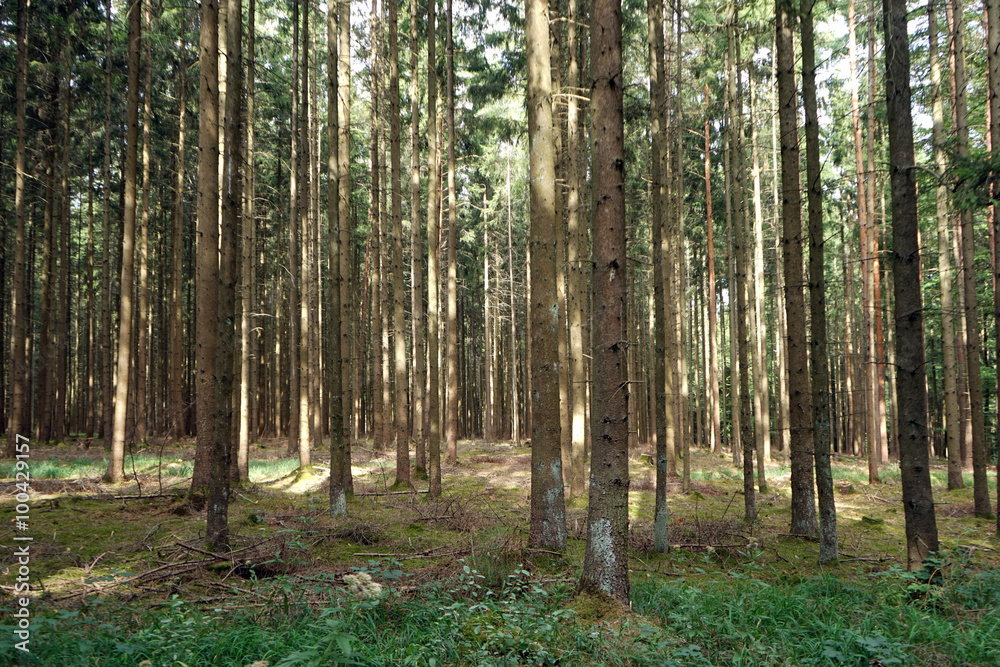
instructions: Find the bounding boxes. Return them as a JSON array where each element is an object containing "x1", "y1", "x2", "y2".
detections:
[
  {"x1": 5, "y1": 0, "x2": 30, "y2": 456},
  {"x1": 802, "y1": 0, "x2": 837, "y2": 563},
  {"x1": 580, "y1": 0, "x2": 629, "y2": 604},
  {"x1": 105, "y1": 0, "x2": 142, "y2": 482},
  {"x1": 776, "y1": 0, "x2": 816, "y2": 536},
  {"x1": 409, "y1": 0, "x2": 426, "y2": 474},
  {"x1": 648, "y1": 0, "x2": 669, "y2": 553},
  {"x1": 390, "y1": 0, "x2": 409, "y2": 484},
  {"x1": 338, "y1": 0, "x2": 354, "y2": 494},
  {"x1": 328, "y1": 0, "x2": 347, "y2": 516},
  {"x1": 526, "y1": 0, "x2": 567, "y2": 551},
  {"x1": 883, "y1": 0, "x2": 940, "y2": 567},
  {"x1": 929, "y1": 0, "x2": 963, "y2": 491},
  {"x1": 170, "y1": 39, "x2": 188, "y2": 441},
  {"x1": 427, "y1": 0, "x2": 442, "y2": 496},
  {"x1": 445, "y1": 0, "x2": 460, "y2": 465}
]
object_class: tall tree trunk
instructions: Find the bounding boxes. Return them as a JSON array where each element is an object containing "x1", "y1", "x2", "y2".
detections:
[
  {"x1": 526, "y1": 0, "x2": 567, "y2": 551},
  {"x1": 170, "y1": 39, "x2": 188, "y2": 441},
  {"x1": 101, "y1": 0, "x2": 115, "y2": 448},
  {"x1": 776, "y1": 0, "x2": 816, "y2": 536},
  {"x1": 648, "y1": 0, "x2": 669, "y2": 553},
  {"x1": 237, "y1": 0, "x2": 257, "y2": 480},
  {"x1": 328, "y1": 0, "x2": 347, "y2": 516},
  {"x1": 566, "y1": 0, "x2": 588, "y2": 497},
  {"x1": 192, "y1": 0, "x2": 221, "y2": 495},
  {"x1": 390, "y1": 0, "x2": 409, "y2": 485},
  {"x1": 802, "y1": 0, "x2": 837, "y2": 563},
  {"x1": 338, "y1": 0, "x2": 354, "y2": 494},
  {"x1": 6, "y1": 0, "x2": 29, "y2": 456},
  {"x1": 703, "y1": 86, "x2": 721, "y2": 456},
  {"x1": 136, "y1": 0, "x2": 153, "y2": 442},
  {"x1": 445, "y1": 0, "x2": 460, "y2": 465},
  {"x1": 409, "y1": 0, "x2": 426, "y2": 474},
  {"x1": 883, "y1": 0, "x2": 940, "y2": 566},
  {"x1": 427, "y1": 0, "x2": 442, "y2": 496},
  {"x1": 727, "y1": 0, "x2": 754, "y2": 521},
  {"x1": 105, "y1": 0, "x2": 142, "y2": 482},
  {"x1": 749, "y1": 76, "x2": 770, "y2": 491},
  {"x1": 287, "y1": 0, "x2": 302, "y2": 458},
  {"x1": 298, "y1": 0, "x2": 313, "y2": 469},
  {"x1": 930, "y1": 0, "x2": 963, "y2": 491},
  {"x1": 985, "y1": 0, "x2": 1000, "y2": 532},
  {"x1": 580, "y1": 0, "x2": 629, "y2": 604}
]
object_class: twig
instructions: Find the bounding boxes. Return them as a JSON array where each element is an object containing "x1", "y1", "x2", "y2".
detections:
[
  {"x1": 526, "y1": 548, "x2": 565, "y2": 557},
  {"x1": 113, "y1": 494, "x2": 179, "y2": 500}
]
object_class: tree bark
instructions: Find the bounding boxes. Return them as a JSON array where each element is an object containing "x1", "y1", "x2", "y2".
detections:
[
  {"x1": 883, "y1": 0, "x2": 940, "y2": 567},
  {"x1": 427, "y1": 0, "x2": 442, "y2": 497},
  {"x1": 409, "y1": 0, "x2": 426, "y2": 474},
  {"x1": 105, "y1": 0, "x2": 142, "y2": 482},
  {"x1": 802, "y1": 0, "x2": 837, "y2": 563},
  {"x1": 526, "y1": 0, "x2": 567, "y2": 551},
  {"x1": 579, "y1": 0, "x2": 629, "y2": 604},
  {"x1": 776, "y1": 0, "x2": 816, "y2": 536},
  {"x1": 5, "y1": 0, "x2": 29, "y2": 456}
]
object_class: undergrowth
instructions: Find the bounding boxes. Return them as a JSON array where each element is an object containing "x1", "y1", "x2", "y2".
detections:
[{"x1": 3, "y1": 551, "x2": 999, "y2": 666}]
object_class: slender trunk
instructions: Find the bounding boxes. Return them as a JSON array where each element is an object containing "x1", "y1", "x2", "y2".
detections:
[
  {"x1": 929, "y1": 0, "x2": 963, "y2": 490},
  {"x1": 649, "y1": 0, "x2": 669, "y2": 552},
  {"x1": 105, "y1": 0, "x2": 142, "y2": 482},
  {"x1": 409, "y1": 0, "x2": 425, "y2": 473},
  {"x1": 170, "y1": 40, "x2": 187, "y2": 440},
  {"x1": 427, "y1": 0, "x2": 442, "y2": 496},
  {"x1": 136, "y1": 0, "x2": 152, "y2": 441},
  {"x1": 749, "y1": 76, "x2": 770, "y2": 490},
  {"x1": 802, "y1": 0, "x2": 837, "y2": 563},
  {"x1": 445, "y1": 0, "x2": 459, "y2": 464},
  {"x1": 703, "y1": 87, "x2": 720, "y2": 456}
]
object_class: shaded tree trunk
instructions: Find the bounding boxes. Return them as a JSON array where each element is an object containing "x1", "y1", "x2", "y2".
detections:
[
  {"x1": 802, "y1": 0, "x2": 837, "y2": 563},
  {"x1": 776, "y1": 0, "x2": 816, "y2": 536},
  {"x1": 883, "y1": 0, "x2": 940, "y2": 567}
]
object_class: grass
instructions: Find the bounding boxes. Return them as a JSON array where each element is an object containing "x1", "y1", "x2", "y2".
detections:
[{"x1": 1, "y1": 439, "x2": 998, "y2": 665}]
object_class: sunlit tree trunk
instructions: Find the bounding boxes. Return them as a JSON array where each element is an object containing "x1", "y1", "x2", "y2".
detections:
[
  {"x1": 566, "y1": 0, "x2": 588, "y2": 496},
  {"x1": 105, "y1": 0, "x2": 142, "y2": 482},
  {"x1": 703, "y1": 86, "x2": 720, "y2": 456},
  {"x1": 427, "y1": 0, "x2": 442, "y2": 496},
  {"x1": 748, "y1": 75, "x2": 769, "y2": 493},
  {"x1": 580, "y1": 0, "x2": 629, "y2": 604},
  {"x1": 136, "y1": 0, "x2": 153, "y2": 442},
  {"x1": 409, "y1": 0, "x2": 426, "y2": 474},
  {"x1": 526, "y1": 0, "x2": 567, "y2": 550},
  {"x1": 445, "y1": 0, "x2": 459, "y2": 464}
]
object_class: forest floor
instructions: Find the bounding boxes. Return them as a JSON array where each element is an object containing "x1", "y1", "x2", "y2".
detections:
[{"x1": 1, "y1": 437, "x2": 999, "y2": 666}]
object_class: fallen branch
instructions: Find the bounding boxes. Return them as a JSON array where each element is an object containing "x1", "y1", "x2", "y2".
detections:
[{"x1": 355, "y1": 490, "x2": 429, "y2": 497}]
